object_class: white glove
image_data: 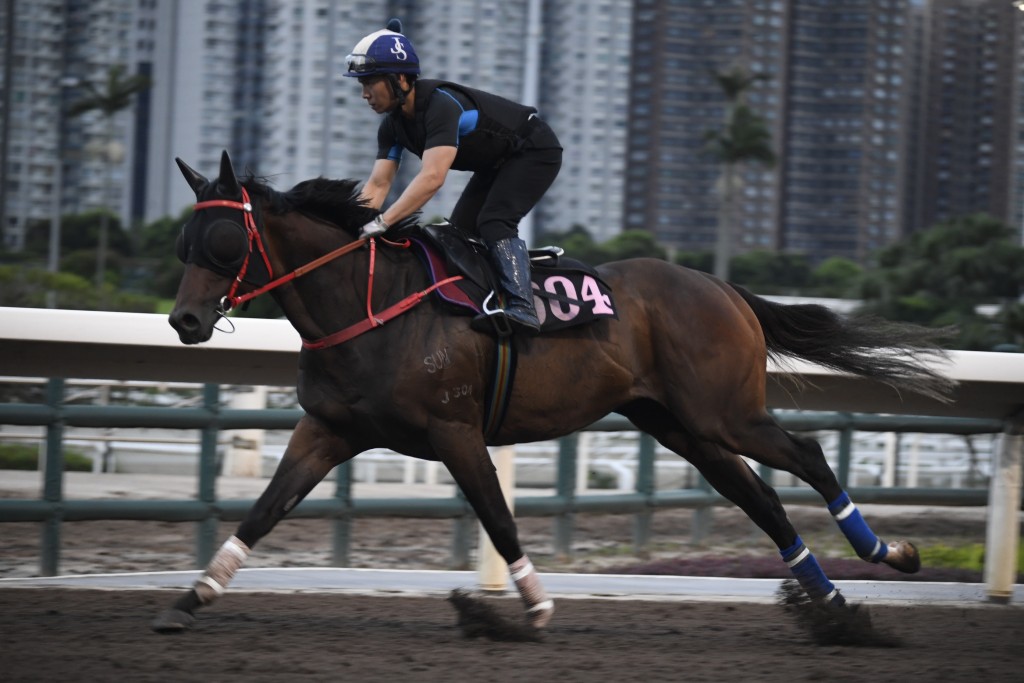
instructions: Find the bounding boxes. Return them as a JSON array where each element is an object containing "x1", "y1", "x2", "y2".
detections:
[{"x1": 359, "y1": 214, "x2": 389, "y2": 238}]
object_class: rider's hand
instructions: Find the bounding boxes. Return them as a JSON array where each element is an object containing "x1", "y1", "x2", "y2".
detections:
[{"x1": 359, "y1": 215, "x2": 389, "y2": 238}]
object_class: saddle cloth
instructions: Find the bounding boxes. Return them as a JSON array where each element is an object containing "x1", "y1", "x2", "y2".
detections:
[{"x1": 408, "y1": 223, "x2": 618, "y2": 332}]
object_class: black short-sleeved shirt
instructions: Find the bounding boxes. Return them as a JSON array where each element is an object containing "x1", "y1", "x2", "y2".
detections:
[{"x1": 376, "y1": 79, "x2": 537, "y2": 172}]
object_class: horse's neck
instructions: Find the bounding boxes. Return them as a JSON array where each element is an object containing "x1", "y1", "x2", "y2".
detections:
[{"x1": 265, "y1": 216, "x2": 423, "y2": 342}]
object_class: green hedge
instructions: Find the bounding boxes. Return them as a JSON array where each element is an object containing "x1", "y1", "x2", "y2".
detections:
[{"x1": 0, "y1": 443, "x2": 93, "y2": 472}]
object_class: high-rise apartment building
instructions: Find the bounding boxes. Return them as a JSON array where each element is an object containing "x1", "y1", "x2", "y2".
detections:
[
  {"x1": 3, "y1": 1, "x2": 1022, "y2": 262},
  {"x1": 781, "y1": 0, "x2": 911, "y2": 261},
  {"x1": 915, "y1": 0, "x2": 1021, "y2": 233},
  {"x1": 0, "y1": 0, "x2": 66, "y2": 250},
  {"x1": 0, "y1": 0, "x2": 157, "y2": 249},
  {"x1": 626, "y1": 0, "x2": 789, "y2": 254},
  {"x1": 257, "y1": 1, "x2": 380, "y2": 193},
  {"x1": 538, "y1": 1, "x2": 632, "y2": 241},
  {"x1": 627, "y1": 0, "x2": 912, "y2": 263},
  {"x1": 147, "y1": 0, "x2": 255, "y2": 221}
]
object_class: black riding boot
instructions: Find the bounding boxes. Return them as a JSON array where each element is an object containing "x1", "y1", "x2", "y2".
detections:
[{"x1": 490, "y1": 237, "x2": 541, "y2": 333}]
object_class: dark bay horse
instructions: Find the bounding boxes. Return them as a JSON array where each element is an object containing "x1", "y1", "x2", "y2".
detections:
[{"x1": 155, "y1": 150, "x2": 953, "y2": 633}]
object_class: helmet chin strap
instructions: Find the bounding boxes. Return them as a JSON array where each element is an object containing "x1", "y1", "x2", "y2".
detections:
[{"x1": 387, "y1": 74, "x2": 412, "y2": 106}]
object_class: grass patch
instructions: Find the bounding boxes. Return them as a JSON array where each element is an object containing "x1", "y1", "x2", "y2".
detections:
[
  {"x1": 919, "y1": 543, "x2": 1024, "y2": 574},
  {"x1": 0, "y1": 443, "x2": 93, "y2": 472}
]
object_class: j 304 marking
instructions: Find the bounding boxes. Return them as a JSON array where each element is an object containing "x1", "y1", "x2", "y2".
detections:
[
  {"x1": 440, "y1": 384, "x2": 473, "y2": 404},
  {"x1": 424, "y1": 347, "x2": 452, "y2": 374}
]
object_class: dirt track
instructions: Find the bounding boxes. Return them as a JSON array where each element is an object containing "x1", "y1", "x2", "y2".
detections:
[
  {"x1": 2, "y1": 502, "x2": 1021, "y2": 681},
  {"x1": 0, "y1": 587, "x2": 1021, "y2": 682}
]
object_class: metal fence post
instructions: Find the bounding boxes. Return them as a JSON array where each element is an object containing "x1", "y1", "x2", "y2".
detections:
[
  {"x1": 691, "y1": 475, "x2": 713, "y2": 545},
  {"x1": 553, "y1": 433, "x2": 578, "y2": 560},
  {"x1": 837, "y1": 416, "x2": 853, "y2": 489},
  {"x1": 332, "y1": 461, "x2": 353, "y2": 566},
  {"x1": 633, "y1": 433, "x2": 656, "y2": 550},
  {"x1": 40, "y1": 378, "x2": 65, "y2": 576},
  {"x1": 195, "y1": 383, "x2": 220, "y2": 567}
]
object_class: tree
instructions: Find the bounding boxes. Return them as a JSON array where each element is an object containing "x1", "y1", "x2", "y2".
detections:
[
  {"x1": 532, "y1": 226, "x2": 668, "y2": 266},
  {"x1": 601, "y1": 230, "x2": 667, "y2": 262},
  {"x1": 857, "y1": 214, "x2": 1024, "y2": 350},
  {"x1": 730, "y1": 250, "x2": 811, "y2": 294},
  {"x1": 810, "y1": 257, "x2": 863, "y2": 298},
  {"x1": 24, "y1": 211, "x2": 131, "y2": 264},
  {"x1": 67, "y1": 65, "x2": 151, "y2": 296},
  {"x1": 703, "y1": 67, "x2": 776, "y2": 282},
  {"x1": 674, "y1": 250, "x2": 713, "y2": 273}
]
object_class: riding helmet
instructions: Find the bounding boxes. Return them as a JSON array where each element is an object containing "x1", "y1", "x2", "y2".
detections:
[{"x1": 344, "y1": 19, "x2": 420, "y2": 78}]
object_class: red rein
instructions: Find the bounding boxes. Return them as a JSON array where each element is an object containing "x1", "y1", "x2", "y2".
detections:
[{"x1": 190, "y1": 194, "x2": 461, "y2": 349}]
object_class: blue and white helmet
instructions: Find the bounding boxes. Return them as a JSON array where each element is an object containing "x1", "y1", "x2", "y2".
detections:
[{"x1": 344, "y1": 20, "x2": 420, "y2": 78}]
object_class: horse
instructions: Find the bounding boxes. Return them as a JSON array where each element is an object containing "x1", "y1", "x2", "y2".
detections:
[{"x1": 154, "y1": 150, "x2": 953, "y2": 634}]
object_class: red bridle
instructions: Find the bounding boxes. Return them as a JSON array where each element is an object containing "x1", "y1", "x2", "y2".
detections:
[
  {"x1": 192, "y1": 187, "x2": 275, "y2": 308},
  {"x1": 189, "y1": 192, "x2": 461, "y2": 349}
]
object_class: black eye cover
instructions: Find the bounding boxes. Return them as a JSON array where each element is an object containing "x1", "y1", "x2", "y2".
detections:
[
  {"x1": 204, "y1": 220, "x2": 249, "y2": 268},
  {"x1": 175, "y1": 219, "x2": 248, "y2": 271}
]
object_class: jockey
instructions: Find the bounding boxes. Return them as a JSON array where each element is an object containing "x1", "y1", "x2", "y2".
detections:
[{"x1": 345, "y1": 19, "x2": 563, "y2": 334}]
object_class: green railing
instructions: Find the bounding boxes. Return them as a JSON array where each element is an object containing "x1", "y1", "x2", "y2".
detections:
[{"x1": 0, "y1": 379, "x2": 1006, "y2": 576}]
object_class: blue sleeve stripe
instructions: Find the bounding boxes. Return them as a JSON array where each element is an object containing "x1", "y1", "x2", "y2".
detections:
[
  {"x1": 458, "y1": 110, "x2": 479, "y2": 139},
  {"x1": 436, "y1": 88, "x2": 478, "y2": 143},
  {"x1": 387, "y1": 145, "x2": 403, "y2": 162}
]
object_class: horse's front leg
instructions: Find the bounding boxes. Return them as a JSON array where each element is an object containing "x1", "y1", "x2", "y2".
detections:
[
  {"x1": 152, "y1": 415, "x2": 354, "y2": 632},
  {"x1": 434, "y1": 426, "x2": 554, "y2": 628}
]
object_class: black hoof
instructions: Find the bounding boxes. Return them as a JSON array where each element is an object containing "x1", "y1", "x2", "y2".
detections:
[{"x1": 151, "y1": 608, "x2": 195, "y2": 633}]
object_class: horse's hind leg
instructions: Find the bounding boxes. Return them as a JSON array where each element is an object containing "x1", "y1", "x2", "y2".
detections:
[
  {"x1": 152, "y1": 415, "x2": 353, "y2": 632},
  {"x1": 691, "y1": 445, "x2": 848, "y2": 605},
  {"x1": 726, "y1": 414, "x2": 920, "y2": 574},
  {"x1": 623, "y1": 405, "x2": 846, "y2": 605}
]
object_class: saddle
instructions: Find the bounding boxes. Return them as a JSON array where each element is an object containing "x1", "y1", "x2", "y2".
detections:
[{"x1": 408, "y1": 222, "x2": 618, "y2": 336}]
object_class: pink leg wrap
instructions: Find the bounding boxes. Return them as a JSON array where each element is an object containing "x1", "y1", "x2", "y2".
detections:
[
  {"x1": 193, "y1": 536, "x2": 250, "y2": 605},
  {"x1": 508, "y1": 554, "x2": 554, "y2": 628}
]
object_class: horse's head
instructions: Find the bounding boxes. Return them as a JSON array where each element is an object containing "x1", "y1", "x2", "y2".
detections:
[{"x1": 169, "y1": 150, "x2": 273, "y2": 344}]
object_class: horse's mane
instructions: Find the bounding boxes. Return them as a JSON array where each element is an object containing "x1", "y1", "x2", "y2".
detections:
[{"x1": 241, "y1": 176, "x2": 417, "y2": 236}]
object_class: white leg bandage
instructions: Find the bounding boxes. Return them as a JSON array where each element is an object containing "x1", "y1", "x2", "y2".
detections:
[
  {"x1": 194, "y1": 536, "x2": 250, "y2": 605},
  {"x1": 508, "y1": 554, "x2": 554, "y2": 628}
]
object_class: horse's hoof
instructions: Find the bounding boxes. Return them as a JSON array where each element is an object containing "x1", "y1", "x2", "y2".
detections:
[
  {"x1": 882, "y1": 540, "x2": 921, "y2": 574},
  {"x1": 151, "y1": 608, "x2": 195, "y2": 633},
  {"x1": 526, "y1": 601, "x2": 554, "y2": 629}
]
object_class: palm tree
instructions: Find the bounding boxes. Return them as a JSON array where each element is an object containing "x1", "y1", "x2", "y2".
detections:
[
  {"x1": 703, "y1": 67, "x2": 776, "y2": 281},
  {"x1": 67, "y1": 65, "x2": 151, "y2": 295}
]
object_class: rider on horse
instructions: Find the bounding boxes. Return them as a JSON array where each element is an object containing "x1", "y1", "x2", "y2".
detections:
[{"x1": 345, "y1": 19, "x2": 563, "y2": 333}]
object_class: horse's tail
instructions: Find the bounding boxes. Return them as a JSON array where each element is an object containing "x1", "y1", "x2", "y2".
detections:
[{"x1": 728, "y1": 284, "x2": 956, "y2": 403}]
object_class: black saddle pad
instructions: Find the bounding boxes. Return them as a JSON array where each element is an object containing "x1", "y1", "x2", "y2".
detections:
[{"x1": 409, "y1": 223, "x2": 618, "y2": 331}]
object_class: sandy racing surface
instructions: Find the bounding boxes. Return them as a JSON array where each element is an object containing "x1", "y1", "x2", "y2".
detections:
[
  {"x1": 0, "y1": 587, "x2": 1021, "y2": 682},
  {"x1": 1, "y1": 473, "x2": 1021, "y2": 681}
]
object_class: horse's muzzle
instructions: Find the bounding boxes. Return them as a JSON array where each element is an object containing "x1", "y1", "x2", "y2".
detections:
[{"x1": 168, "y1": 308, "x2": 214, "y2": 345}]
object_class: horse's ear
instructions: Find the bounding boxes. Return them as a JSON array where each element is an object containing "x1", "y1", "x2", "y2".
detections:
[
  {"x1": 218, "y1": 150, "x2": 240, "y2": 196},
  {"x1": 175, "y1": 158, "x2": 208, "y2": 196}
]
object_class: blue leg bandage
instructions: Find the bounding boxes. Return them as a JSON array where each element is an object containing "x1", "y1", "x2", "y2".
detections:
[
  {"x1": 828, "y1": 491, "x2": 888, "y2": 562},
  {"x1": 779, "y1": 536, "x2": 844, "y2": 606}
]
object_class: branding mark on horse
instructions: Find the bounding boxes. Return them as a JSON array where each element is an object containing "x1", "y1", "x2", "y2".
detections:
[
  {"x1": 440, "y1": 384, "x2": 473, "y2": 404},
  {"x1": 424, "y1": 347, "x2": 452, "y2": 374}
]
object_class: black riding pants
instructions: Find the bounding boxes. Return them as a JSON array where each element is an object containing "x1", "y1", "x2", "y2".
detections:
[{"x1": 449, "y1": 118, "x2": 562, "y2": 246}]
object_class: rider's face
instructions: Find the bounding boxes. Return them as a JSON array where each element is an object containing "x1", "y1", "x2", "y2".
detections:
[{"x1": 359, "y1": 75, "x2": 399, "y2": 114}]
